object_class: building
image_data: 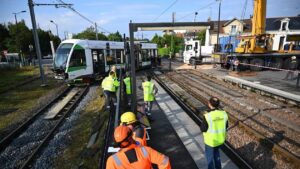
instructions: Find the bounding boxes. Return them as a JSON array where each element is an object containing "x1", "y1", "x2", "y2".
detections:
[{"x1": 207, "y1": 15, "x2": 300, "y2": 50}]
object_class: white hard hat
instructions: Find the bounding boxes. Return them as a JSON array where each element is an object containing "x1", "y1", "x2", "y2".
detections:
[{"x1": 291, "y1": 56, "x2": 296, "y2": 60}]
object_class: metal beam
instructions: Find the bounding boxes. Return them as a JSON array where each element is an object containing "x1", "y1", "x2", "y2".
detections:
[
  {"x1": 128, "y1": 21, "x2": 213, "y2": 113},
  {"x1": 131, "y1": 22, "x2": 212, "y2": 31}
]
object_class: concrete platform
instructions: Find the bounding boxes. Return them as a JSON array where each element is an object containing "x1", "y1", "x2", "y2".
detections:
[
  {"x1": 136, "y1": 75, "x2": 199, "y2": 169},
  {"x1": 152, "y1": 80, "x2": 238, "y2": 169}
]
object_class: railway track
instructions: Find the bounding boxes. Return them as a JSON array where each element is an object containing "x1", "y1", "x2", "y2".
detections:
[
  {"x1": 153, "y1": 70, "x2": 300, "y2": 169},
  {"x1": 0, "y1": 86, "x2": 89, "y2": 169}
]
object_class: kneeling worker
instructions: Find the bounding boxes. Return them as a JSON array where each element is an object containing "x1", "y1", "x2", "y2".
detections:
[
  {"x1": 120, "y1": 112, "x2": 147, "y2": 146},
  {"x1": 106, "y1": 126, "x2": 171, "y2": 169}
]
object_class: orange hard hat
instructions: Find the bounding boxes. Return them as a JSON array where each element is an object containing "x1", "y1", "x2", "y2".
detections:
[{"x1": 114, "y1": 125, "x2": 132, "y2": 143}]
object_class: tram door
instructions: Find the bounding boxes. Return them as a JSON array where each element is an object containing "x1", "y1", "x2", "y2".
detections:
[{"x1": 91, "y1": 49, "x2": 105, "y2": 75}]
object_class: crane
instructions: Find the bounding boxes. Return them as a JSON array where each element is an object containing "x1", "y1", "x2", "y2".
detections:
[{"x1": 235, "y1": 0, "x2": 272, "y2": 53}]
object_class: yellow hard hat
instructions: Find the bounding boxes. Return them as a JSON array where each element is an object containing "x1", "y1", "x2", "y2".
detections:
[{"x1": 120, "y1": 112, "x2": 137, "y2": 125}]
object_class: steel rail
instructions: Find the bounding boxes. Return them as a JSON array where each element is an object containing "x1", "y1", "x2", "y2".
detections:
[
  {"x1": 163, "y1": 72, "x2": 300, "y2": 166},
  {"x1": 20, "y1": 86, "x2": 89, "y2": 169},
  {"x1": 0, "y1": 86, "x2": 71, "y2": 152},
  {"x1": 151, "y1": 72, "x2": 253, "y2": 169}
]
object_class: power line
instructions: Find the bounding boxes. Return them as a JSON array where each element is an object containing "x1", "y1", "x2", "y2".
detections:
[
  {"x1": 56, "y1": 0, "x2": 111, "y2": 33},
  {"x1": 152, "y1": 0, "x2": 179, "y2": 22},
  {"x1": 177, "y1": 1, "x2": 216, "y2": 21}
]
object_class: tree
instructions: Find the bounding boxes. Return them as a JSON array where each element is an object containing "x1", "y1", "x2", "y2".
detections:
[
  {"x1": 196, "y1": 31, "x2": 206, "y2": 45},
  {"x1": 73, "y1": 26, "x2": 108, "y2": 40},
  {"x1": 6, "y1": 20, "x2": 33, "y2": 55},
  {"x1": 151, "y1": 34, "x2": 164, "y2": 48},
  {"x1": 108, "y1": 31, "x2": 122, "y2": 41},
  {"x1": 0, "y1": 24, "x2": 10, "y2": 51}
]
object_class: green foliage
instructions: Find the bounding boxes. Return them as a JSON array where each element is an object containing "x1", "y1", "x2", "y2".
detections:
[
  {"x1": 151, "y1": 33, "x2": 184, "y2": 56},
  {"x1": 0, "y1": 24, "x2": 10, "y2": 51},
  {"x1": 196, "y1": 31, "x2": 206, "y2": 45},
  {"x1": 0, "y1": 20, "x2": 60, "y2": 58},
  {"x1": 73, "y1": 26, "x2": 108, "y2": 40},
  {"x1": 158, "y1": 47, "x2": 170, "y2": 57},
  {"x1": 107, "y1": 31, "x2": 122, "y2": 41}
]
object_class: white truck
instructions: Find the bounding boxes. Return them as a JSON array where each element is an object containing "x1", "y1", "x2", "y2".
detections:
[{"x1": 183, "y1": 39, "x2": 214, "y2": 64}]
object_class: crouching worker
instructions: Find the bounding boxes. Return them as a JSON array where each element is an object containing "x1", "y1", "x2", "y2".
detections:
[
  {"x1": 106, "y1": 126, "x2": 171, "y2": 169},
  {"x1": 120, "y1": 112, "x2": 147, "y2": 146}
]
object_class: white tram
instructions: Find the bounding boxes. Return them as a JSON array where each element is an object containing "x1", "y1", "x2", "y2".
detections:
[{"x1": 53, "y1": 39, "x2": 157, "y2": 81}]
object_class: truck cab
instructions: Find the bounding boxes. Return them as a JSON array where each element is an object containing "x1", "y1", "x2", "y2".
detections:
[{"x1": 183, "y1": 40, "x2": 200, "y2": 64}]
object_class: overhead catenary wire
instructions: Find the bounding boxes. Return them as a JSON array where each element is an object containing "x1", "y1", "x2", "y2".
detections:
[
  {"x1": 177, "y1": 1, "x2": 216, "y2": 21},
  {"x1": 56, "y1": 0, "x2": 111, "y2": 34},
  {"x1": 152, "y1": 0, "x2": 179, "y2": 22}
]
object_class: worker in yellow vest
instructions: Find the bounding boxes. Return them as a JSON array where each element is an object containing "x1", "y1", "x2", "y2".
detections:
[
  {"x1": 142, "y1": 75, "x2": 157, "y2": 120},
  {"x1": 200, "y1": 97, "x2": 228, "y2": 169},
  {"x1": 123, "y1": 72, "x2": 132, "y2": 106},
  {"x1": 101, "y1": 71, "x2": 120, "y2": 109}
]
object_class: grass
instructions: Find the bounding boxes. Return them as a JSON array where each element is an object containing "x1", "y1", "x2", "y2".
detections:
[
  {"x1": 0, "y1": 76, "x2": 65, "y2": 134},
  {"x1": 53, "y1": 87, "x2": 108, "y2": 169},
  {"x1": 0, "y1": 66, "x2": 39, "y2": 93}
]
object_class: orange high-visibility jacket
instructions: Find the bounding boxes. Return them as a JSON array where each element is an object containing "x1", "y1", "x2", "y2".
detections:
[
  {"x1": 133, "y1": 126, "x2": 147, "y2": 146},
  {"x1": 106, "y1": 144, "x2": 171, "y2": 169}
]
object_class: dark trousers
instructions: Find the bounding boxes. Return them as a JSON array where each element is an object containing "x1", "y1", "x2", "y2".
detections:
[
  {"x1": 145, "y1": 101, "x2": 153, "y2": 116},
  {"x1": 103, "y1": 90, "x2": 116, "y2": 108},
  {"x1": 205, "y1": 144, "x2": 222, "y2": 169}
]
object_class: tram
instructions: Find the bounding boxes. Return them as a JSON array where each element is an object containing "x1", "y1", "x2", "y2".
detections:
[{"x1": 53, "y1": 39, "x2": 157, "y2": 81}]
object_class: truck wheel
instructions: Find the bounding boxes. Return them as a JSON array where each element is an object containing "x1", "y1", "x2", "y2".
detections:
[
  {"x1": 250, "y1": 58, "x2": 264, "y2": 71},
  {"x1": 271, "y1": 58, "x2": 283, "y2": 69},
  {"x1": 239, "y1": 59, "x2": 249, "y2": 71},
  {"x1": 283, "y1": 58, "x2": 291, "y2": 69}
]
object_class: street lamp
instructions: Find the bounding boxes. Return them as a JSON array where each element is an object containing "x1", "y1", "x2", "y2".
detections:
[
  {"x1": 12, "y1": 10, "x2": 26, "y2": 65},
  {"x1": 12, "y1": 10, "x2": 26, "y2": 25},
  {"x1": 194, "y1": 12, "x2": 198, "y2": 22},
  {"x1": 50, "y1": 20, "x2": 59, "y2": 38},
  {"x1": 194, "y1": 12, "x2": 198, "y2": 39}
]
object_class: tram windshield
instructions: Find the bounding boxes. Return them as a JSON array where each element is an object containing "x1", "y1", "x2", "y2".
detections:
[{"x1": 54, "y1": 43, "x2": 73, "y2": 69}]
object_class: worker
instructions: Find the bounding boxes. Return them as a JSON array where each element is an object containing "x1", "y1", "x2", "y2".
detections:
[
  {"x1": 106, "y1": 126, "x2": 171, "y2": 169},
  {"x1": 142, "y1": 75, "x2": 158, "y2": 119},
  {"x1": 101, "y1": 71, "x2": 120, "y2": 109},
  {"x1": 200, "y1": 97, "x2": 228, "y2": 169},
  {"x1": 123, "y1": 72, "x2": 132, "y2": 106},
  {"x1": 120, "y1": 112, "x2": 147, "y2": 146},
  {"x1": 283, "y1": 56, "x2": 298, "y2": 80}
]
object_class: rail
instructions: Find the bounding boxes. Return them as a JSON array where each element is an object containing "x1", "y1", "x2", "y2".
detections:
[
  {"x1": 152, "y1": 71, "x2": 253, "y2": 169},
  {"x1": 0, "y1": 86, "x2": 71, "y2": 152},
  {"x1": 21, "y1": 86, "x2": 89, "y2": 168}
]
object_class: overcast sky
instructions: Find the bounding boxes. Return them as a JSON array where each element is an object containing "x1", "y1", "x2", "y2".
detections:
[{"x1": 1, "y1": 0, "x2": 299, "y2": 39}]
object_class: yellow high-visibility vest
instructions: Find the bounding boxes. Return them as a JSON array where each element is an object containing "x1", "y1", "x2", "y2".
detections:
[
  {"x1": 142, "y1": 81, "x2": 154, "y2": 102},
  {"x1": 102, "y1": 75, "x2": 119, "y2": 92},
  {"x1": 203, "y1": 110, "x2": 228, "y2": 147},
  {"x1": 123, "y1": 77, "x2": 131, "y2": 95}
]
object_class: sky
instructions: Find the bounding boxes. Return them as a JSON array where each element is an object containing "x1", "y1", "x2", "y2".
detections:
[{"x1": 0, "y1": 0, "x2": 299, "y2": 40}]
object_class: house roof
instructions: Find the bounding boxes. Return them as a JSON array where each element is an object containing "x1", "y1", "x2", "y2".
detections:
[{"x1": 209, "y1": 16, "x2": 300, "y2": 34}]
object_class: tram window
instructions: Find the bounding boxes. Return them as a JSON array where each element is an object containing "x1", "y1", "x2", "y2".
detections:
[
  {"x1": 106, "y1": 50, "x2": 116, "y2": 65},
  {"x1": 92, "y1": 51, "x2": 98, "y2": 62},
  {"x1": 116, "y1": 49, "x2": 122, "y2": 64},
  {"x1": 69, "y1": 49, "x2": 86, "y2": 67},
  {"x1": 142, "y1": 49, "x2": 149, "y2": 61}
]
